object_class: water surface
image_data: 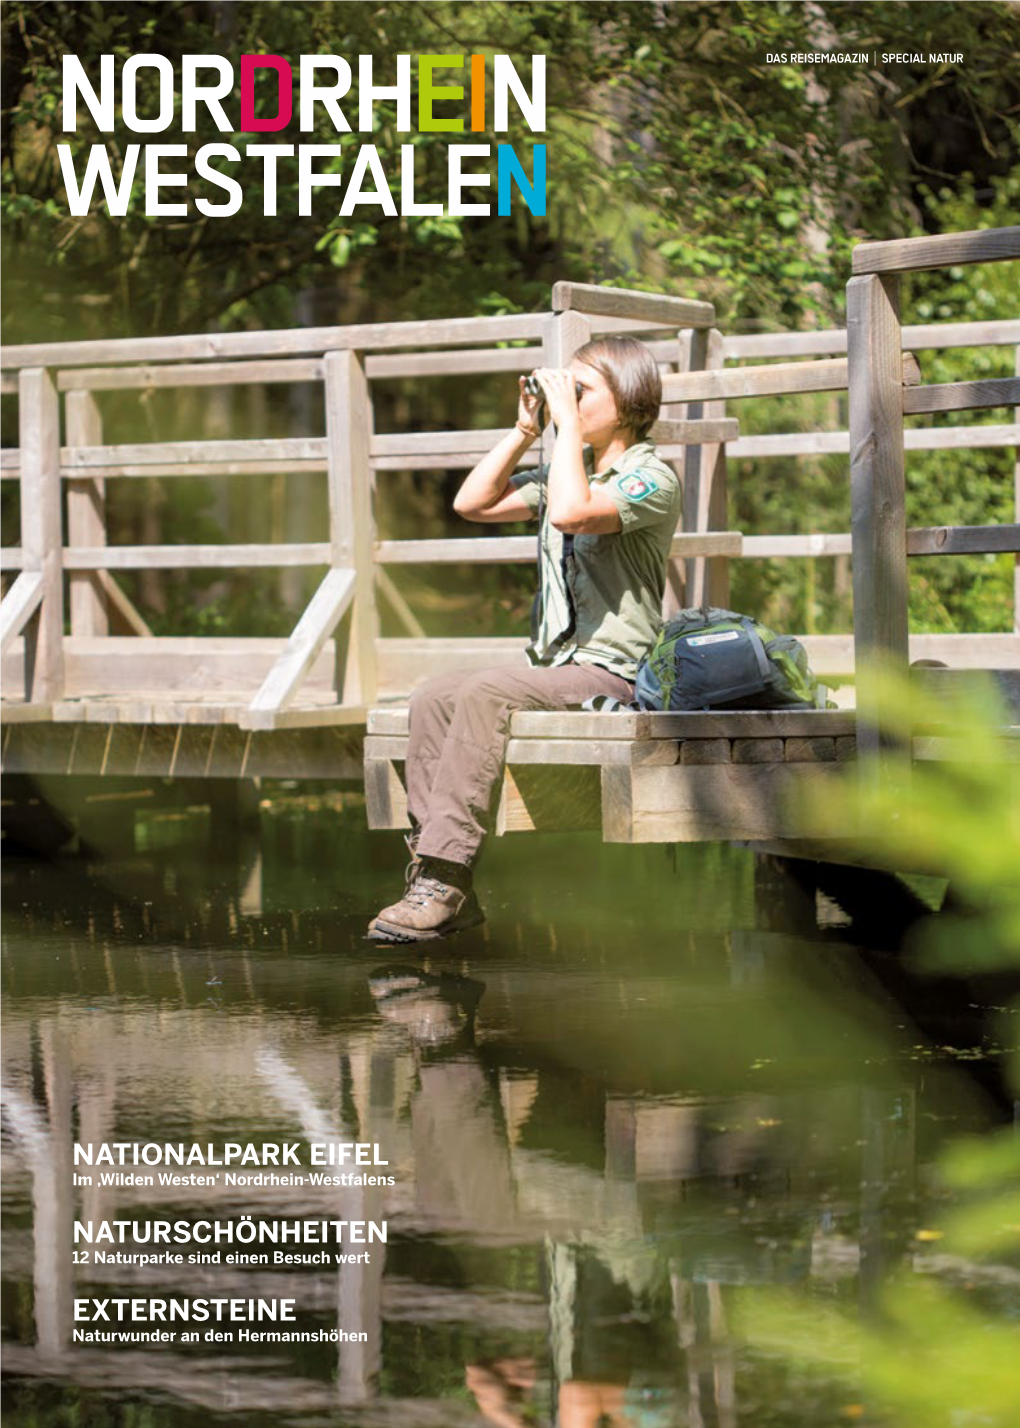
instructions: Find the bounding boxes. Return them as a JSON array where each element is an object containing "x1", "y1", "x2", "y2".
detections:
[{"x1": 1, "y1": 794, "x2": 1013, "y2": 1426}]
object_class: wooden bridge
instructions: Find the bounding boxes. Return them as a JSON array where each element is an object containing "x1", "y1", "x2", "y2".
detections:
[{"x1": 2, "y1": 226, "x2": 1018, "y2": 852}]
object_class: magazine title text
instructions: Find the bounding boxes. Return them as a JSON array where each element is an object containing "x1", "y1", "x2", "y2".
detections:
[{"x1": 59, "y1": 52, "x2": 547, "y2": 218}]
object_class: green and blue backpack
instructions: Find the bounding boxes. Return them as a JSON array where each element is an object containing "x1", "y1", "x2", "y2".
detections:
[{"x1": 633, "y1": 607, "x2": 830, "y2": 711}]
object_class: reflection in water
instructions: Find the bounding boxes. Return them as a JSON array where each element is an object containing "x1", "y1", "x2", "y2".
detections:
[{"x1": 0, "y1": 805, "x2": 1013, "y2": 1427}]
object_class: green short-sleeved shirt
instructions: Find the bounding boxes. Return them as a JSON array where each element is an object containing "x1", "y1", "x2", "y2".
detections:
[{"x1": 510, "y1": 440, "x2": 681, "y2": 679}]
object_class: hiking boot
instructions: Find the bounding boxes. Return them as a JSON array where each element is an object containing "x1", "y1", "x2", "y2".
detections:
[{"x1": 367, "y1": 874, "x2": 485, "y2": 943}]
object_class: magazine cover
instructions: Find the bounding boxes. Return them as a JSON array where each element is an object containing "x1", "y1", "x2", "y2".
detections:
[{"x1": 2, "y1": 3, "x2": 1018, "y2": 1425}]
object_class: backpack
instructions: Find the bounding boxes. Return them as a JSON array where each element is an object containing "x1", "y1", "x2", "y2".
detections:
[{"x1": 633, "y1": 607, "x2": 830, "y2": 712}]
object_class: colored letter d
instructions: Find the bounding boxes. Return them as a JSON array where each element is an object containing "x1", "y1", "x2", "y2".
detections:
[{"x1": 240, "y1": 55, "x2": 293, "y2": 132}]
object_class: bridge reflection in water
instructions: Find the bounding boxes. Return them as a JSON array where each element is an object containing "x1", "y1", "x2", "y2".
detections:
[{"x1": 0, "y1": 824, "x2": 1005, "y2": 1428}]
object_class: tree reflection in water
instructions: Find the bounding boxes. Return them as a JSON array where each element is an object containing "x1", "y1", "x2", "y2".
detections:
[{"x1": 1, "y1": 827, "x2": 1012, "y2": 1427}]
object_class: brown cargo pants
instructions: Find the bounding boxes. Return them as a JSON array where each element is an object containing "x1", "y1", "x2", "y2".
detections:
[{"x1": 408, "y1": 660, "x2": 633, "y2": 866}]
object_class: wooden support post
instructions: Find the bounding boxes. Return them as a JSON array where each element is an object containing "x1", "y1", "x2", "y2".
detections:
[
  {"x1": 847, "y1": 274, "x2": 908, "y2": 761},
  {"x1": 19, "y1": 368, "x2": 64, "y2": 701},
  {"x1": 753, "y1": 854, "x2": 818, "y2": 934},
  {"x1": 542, "y1": 308, "x2": 591, "y2": 374},
  {"x1": 682, "y1": 327, "x2": 729, "y2": 609},
  {"x1": 1014, "y1": 344, "x2": 1019, "y2": 634},
  {"x1": 664, "y1": 331, "x2": 692, "y2": 614},
  {"x1": 65, "y1": 389, "x2": 108, "y2": 636},
  {"x1": 325, "y1": 349, "x2": 378, "y2": 705}
]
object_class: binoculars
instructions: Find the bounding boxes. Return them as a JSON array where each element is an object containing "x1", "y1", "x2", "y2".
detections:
[{"x1": 523, "y1": 375, "x2": 584, "y2": 400}]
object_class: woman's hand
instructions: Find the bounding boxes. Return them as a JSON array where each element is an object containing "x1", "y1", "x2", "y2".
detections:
[
  {"x1": 516, "y1": 376, "x2": 544, "y2": 437},
  {"x1": 533, "y1": 367, "x2": 580, "y2": 429}
]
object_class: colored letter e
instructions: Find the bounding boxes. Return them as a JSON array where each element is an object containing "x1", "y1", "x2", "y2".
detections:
[{"x1": 240, "y1": 54, "x2": 293, "y2": 132}]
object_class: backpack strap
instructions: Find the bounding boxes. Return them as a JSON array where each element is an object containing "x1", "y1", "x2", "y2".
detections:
[{"x1": 736, "y1": 616, "x2": 772, "y2": 683}]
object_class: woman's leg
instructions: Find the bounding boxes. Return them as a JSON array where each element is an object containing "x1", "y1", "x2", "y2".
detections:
[
  {"x1": 415, "y1": 661, "x2": 631, "y2": 866},
  {"x1": 369, "y1": 661, "x2": 631, "y2": 941},
  {"x1": 404, "y1": 667, "x2": 476, "y2": 832}
]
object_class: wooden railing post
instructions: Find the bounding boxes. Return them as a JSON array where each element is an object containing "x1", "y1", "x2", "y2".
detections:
[
  {"x1": 65, "y1": 389, "x2": 108, "y2": 636},
  {"x1": 681, "y1": 326, "x2": 728, "y2": 610},
  {"x1": 18, "y1": 367, "x2": 64, "y2": 701},
  {"x1": 847, "y1": 273, "x2": 908, "y2": 760},
  {"x1": 1014, "y1": 343, "x2": 1019, "y2": 635},
  {"x1": 542, "y1": 309, "x2": 591, "y2": 375},
  {"x1": 325, "y1": 349, "x2": 378, "y2": 705}
]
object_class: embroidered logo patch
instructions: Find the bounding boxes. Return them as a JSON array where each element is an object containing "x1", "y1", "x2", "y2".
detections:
[{"x1": 616, "y1": 471, "x2": 658, "y2": 503}]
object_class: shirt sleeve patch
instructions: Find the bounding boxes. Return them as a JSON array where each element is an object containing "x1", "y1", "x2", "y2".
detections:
[{"x1": 615, "y1": 470, "x2": 659, "y2": 503}]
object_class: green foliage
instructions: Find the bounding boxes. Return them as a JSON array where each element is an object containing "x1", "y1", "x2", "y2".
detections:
[
  {"x1": 811, "y1": 670, "x2": 1020, "y2": 963},
  {"x1": 738, "y1": 673, "x2": 1020, "y2": 1425}
]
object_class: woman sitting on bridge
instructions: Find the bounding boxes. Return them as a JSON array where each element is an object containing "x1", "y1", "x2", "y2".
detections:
[{"x1": 368, "y1": 336, "x2": 680, "y2": 942}]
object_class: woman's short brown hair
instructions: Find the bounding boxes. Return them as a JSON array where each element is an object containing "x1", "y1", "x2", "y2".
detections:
[{"x1": 574, "y1": 336, "x2": 662, "y2": 442}]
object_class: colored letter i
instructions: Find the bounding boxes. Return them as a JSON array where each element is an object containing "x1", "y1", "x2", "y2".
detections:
[{"x1": 471, "y1": 54, "x2": 485, "y2": 130}]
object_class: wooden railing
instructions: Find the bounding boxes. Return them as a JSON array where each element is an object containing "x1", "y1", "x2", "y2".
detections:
[
  {"x1": 1, "y1": 256, "x2": 1018, "y2": 730},
  {"x1": 846, "y1": 226, "x2": 1020, "y2": 755}
]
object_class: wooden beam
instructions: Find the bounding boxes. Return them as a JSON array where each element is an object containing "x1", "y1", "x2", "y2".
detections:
[
  {"x1": 373, "y1": 425, "x2": 741, "y2": 458},
  {"x1": 729, "y1": 424, "x2": 1020, "y2": 458},
  {"x1": 743, "y1": 525, "x2": 1020, "y2": 558},
  {"x1": 57, "y1": 358, "x2": 325, "y2": 391},
  {"x1": 2, "y1": 635, "x2": 339, "y2": 698},
  {"x1": 723, "y1": 318, "x2": 1020, "y2": 360},
  {"x1": 903, "y1": 377, "x2": 1020, "y2": 414},
  {"x1": 247, "y1": 704, "x2": 366, "y2": 730},
  {"x1": 325, "y1": 349, "x2": 378, "y2": 705},
  {"x1": 847, "y1": 273, "x2": 909, "y2": 754},
  {"x1": 0, "y1": 312, "x2": 548, "y2": 369},
  {"x1": 662, "y1": 353, "x2": 920, "y2": 403},
  {"x1": 0, "y1": 571, "x2": 43, "y2": 654},
  {"x1": 375, "y1": 635, "x2": 528, "y2": 694},
  {"x1": 371, "y1": 428, "x2": 520, "y2": 456},
  {"x1": 906, "y1": 523, "x2": 1020, "y2": 556},
  {"x1": 19, "y1": 368, "x2": 64, "y2": 701},
  {"x1": 374, "y1": 566, "x2": 426, "y2": 638},
  {"x1": 605, "y1": 761, "x2": 838, "y2": 843},
  {"x1": 365, "y1": 347, "x2": 539, "y2": 379},
  {"x1": 60, "y1": 460, "x2": 330, "y2": 479},
  {"x1": 246, "y1": 567, "x2": 355, "y2": 725},
  {"x1": 366, "y1": 706, "x2": 858, "y2": 741},
  {"x1": 743, "y1": 533, "x2": 852, "y2": 557},
  {"x1": 65, "y1": 390, "x2": 108, "y2": 637},
  {"x1": 681, "y1": 327, "x2": 730, "y2": 609},
  {"x1": 0, "y1": 549, "x2": 25, "y2": 570},
  {"x1": 364, "y1": 755, "x2": 410, "y2": 828},
  {"x1": 852, "y1": 225, "x2": 1020, "y2": 275},
  {"x1": 95, "y1": 570, "x2": 153, "y2": 636},
  {"x1": 552, "y1": 281, "x2": 715, "y2": 329},
  {"x1": 1, "y1": 721, "x2": 364, "y2": 779},
  {"x1": 63, "y1": 543, "x2": 331, "y2": 569},
  {"x1": 649, "y1": 416, "x2": 738, "y2": 444},
  {"x1": 371, "y1": 451, "x2": 539, "y2": 472},
  {"x1": 372, "y1": 532, "x2": 742, "y2": 564},
  {"x1": 64, "y1": 437, "x2": 328, "y2": 469}
]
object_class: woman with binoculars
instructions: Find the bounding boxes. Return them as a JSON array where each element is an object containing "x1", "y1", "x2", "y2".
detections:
[{"x1": 368, "y1": 336, "x2": 681, "y2": 942}]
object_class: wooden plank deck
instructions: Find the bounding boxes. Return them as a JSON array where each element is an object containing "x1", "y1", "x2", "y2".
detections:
[{"x1": 362, "y1": 696, "x2": 1018, "y2": 845}]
